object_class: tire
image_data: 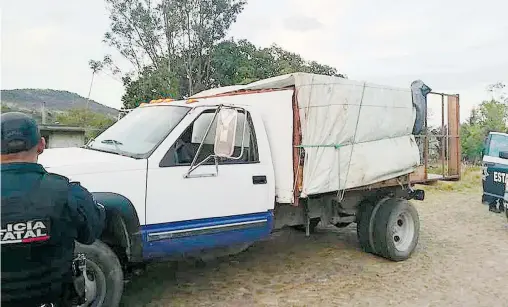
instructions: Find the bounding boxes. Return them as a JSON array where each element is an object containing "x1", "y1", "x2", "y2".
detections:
[
  {"x1": 371, "y1": 198, "x2": 420, "y2": 262},
  {"x1": 291, "y1": 218, "x2": 320, "y2": 233},
  {"x1": 356, "y1": 200, "x2": 376, "y2": 253},
  {"x1": 74, "y1": 240, "x2": 124, "y2": 307}
]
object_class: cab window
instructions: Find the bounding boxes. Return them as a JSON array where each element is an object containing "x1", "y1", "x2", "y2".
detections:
[
  {"x1": 160, "y1": 109, "x2": 259, "y2": 167},
  {"x1": 485, "y1": 134, "x2": 508, "y2": 158}
]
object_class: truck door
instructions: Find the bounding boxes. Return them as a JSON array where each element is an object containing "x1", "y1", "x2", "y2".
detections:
[
  {"x1": 143, "y1": 107, "x2": 275, "y2": 259},
  {"x1": 482, "y1": 133, "x2": 508, "y2": 204}
]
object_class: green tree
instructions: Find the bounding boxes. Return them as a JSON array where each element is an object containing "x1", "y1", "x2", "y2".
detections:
[
  {"x1": 122, "y1": 62, "x2": 180, "y2": 108},
  {"x1": 99, "y1": 0, "x2": 246, "y2": 97},
  {"x1": 121, "y1": 39, "x2": 346, "y2": 108},
  {"x1": 460, "y1": 123, "x2": 485, "y2": 162},
  {"x1": 56, "y1": 108, "x2": 116, "y2": 140},
  {"x1": 460, "y1": 84, "x2": 508, "y2": 162},
  {"x1": 174, "y1": 0, "x2": 247, "y2": 94},
  {"x1": 1, "y1": 104, "x2": 14, "y2": 113},
  {"x1": 209, "y1": 39, "x2": 269, "y2": 86},
  {"x1": 98, "y1": 1, "x2": 346, "y2": 108},
  {"x1": 475, "y1": 99, "x2": 507, "y2": 133},
  {"x1": 487, "y1": 82, "x2": 507, "y2": 103},
  {"x1": 266, "y1": 44, "x2": 345, "y2": 77},
  {"x1": 209, "y1": 39, "x2": 345, "y2": 87}
]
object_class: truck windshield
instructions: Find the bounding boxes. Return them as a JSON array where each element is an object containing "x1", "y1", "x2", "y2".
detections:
[
  {"x1": 88, "y1": 105, "x2": 190, "y2": 158},
  {"x1": 486, "y1": 133, "x2": 508, "y2": 157}
]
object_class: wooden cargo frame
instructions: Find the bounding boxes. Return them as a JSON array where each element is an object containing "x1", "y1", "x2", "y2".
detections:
[
  {"x1": 192, "y1": 85, "x2": 461, "y2": 205},
  {"x1": 409, "y1": 92, "x2": 461, "y2": 184},
  {"x1": 290, "y1": 89, "x2": 461, "y2": 204}
]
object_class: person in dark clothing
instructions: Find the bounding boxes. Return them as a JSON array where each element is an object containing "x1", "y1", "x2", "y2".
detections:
[{"x1": 1, "y1": 112, "x2": 106, "y2": 307}]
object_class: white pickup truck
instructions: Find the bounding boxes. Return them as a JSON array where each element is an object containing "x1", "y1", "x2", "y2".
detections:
[{"x1": 38, "y1": 73, "x2": 461, "y2": 306}]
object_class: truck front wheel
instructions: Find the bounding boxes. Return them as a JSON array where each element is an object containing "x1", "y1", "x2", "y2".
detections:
[
  {"x1": 74, "y1": 240, "x2": 124, "y2": 307},
  {"x1": 371, "y1": 198, "x2": 420, "y2": 261}
]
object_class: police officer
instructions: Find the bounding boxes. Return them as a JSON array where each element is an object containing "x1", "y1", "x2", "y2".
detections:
[{"x1": 1, "y1": 112, "x2": 106, "y2": 307}]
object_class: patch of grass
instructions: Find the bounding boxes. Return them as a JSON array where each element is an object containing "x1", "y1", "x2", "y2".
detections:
[{"x1": 419, "y1": 164, "x2": 482, "y2": 193}]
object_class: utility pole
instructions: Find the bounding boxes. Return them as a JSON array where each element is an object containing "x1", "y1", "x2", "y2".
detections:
[
  {"x1": 86, "y1": 60, "x2": 103, "y2": 128},
  {"x1": 41, "y1": 101, "x2": 47, "y2": 124},
  {"x1": 87, "y1": 71, "x2": 95, "y2": 106}
]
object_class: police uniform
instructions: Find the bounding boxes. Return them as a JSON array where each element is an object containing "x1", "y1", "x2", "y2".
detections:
[{"x1": 1, "y1": 112, "x2": 106, "y2": 307}]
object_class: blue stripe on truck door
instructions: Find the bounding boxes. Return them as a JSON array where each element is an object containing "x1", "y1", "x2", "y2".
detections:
[{"x1": 140, "y1": 211, "x2": 274, "y2": 260}]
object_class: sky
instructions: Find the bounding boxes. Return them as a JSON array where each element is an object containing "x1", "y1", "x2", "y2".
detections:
[{"x1": 2, "y1": 0, "x2": 508, "y2": 123}]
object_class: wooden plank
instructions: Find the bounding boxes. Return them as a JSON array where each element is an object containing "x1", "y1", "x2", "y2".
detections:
[
  {"x1": 447, "y1": 95, "x2": 460, "y2": 177},
  {"x1": 347, "y1": 175, "x2": 409, "y2": 191},
  {"x1": 292, "y1": 88, "x2": 303, "y2": 206},
  {"x1": 409, "y1": 165, "x2": 426, "y2": 182},
  {"x1": 441, "y1": 95, "x2": 446, "y2": 177},
  {"x1": 191, "y1": 87, "x2": 292, "y2": 99}
]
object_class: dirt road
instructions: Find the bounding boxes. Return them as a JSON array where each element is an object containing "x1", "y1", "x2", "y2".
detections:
[{"x1": 122, "y1": 186, "x2": 508, "y2": 307}]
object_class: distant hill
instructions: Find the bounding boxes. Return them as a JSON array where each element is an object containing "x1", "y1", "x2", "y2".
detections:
[{"x1": 1, "y1": 89, "x2": 119, "y2": 117}]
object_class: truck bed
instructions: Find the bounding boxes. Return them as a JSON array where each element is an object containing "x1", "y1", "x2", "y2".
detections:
[{"x1": 191, "y1": 74, "x2": 461, "y2": 203}]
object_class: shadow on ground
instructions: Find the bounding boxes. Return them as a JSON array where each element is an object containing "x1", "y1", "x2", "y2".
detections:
[
  {"x1": 120, "y1": 225, "x2": 371, "y2": 306},
  {"x1": 120, "y1": 180, "x2": 508, "y2": 307}
]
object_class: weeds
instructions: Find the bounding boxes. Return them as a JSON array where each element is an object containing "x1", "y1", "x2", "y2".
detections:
[{"x1": 419, "y1": 164, "x2": 482, "y2": 193}]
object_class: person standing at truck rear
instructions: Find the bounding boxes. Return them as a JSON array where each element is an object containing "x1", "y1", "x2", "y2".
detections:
[{"x1": 1, "y1": 112, "x2": 106, "y2": 307}]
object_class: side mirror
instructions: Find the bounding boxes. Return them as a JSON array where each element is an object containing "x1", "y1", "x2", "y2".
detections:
[
  {"x1": 499, "y1": 151, "x2": 508, "y2": 159},
  {"x1": 214, "y1": 108, "x2": 238, "y2": 158}
]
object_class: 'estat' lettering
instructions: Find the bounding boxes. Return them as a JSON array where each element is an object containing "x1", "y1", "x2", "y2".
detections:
[{"x1": 493, "y1": 172, "x2": 507, "y2": 184}]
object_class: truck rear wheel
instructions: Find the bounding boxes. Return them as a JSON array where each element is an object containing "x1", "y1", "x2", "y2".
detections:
[
  {"x1": 371, "y1": 198, "x2": 420, "y2": 261},
  {"x1": 74, "y1": 240, "x2": 124, "y2": 307}
]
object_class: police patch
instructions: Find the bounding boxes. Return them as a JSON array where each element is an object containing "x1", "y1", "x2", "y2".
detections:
[{"x1": 0, "y1": 219, "x2": 51, "y2": 244}]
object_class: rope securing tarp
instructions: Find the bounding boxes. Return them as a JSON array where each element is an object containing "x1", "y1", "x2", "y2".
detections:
[{"x1": 295, "y1": 144, "x2": 346, "y2": 149}]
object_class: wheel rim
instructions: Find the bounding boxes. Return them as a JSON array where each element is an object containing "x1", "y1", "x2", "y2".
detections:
[
  {"x1": 391, "y1": 211, "x2": 415, "y2": 252},
  {"x1": 77, "y1": 259, "x2": 107, "y2": 307}
]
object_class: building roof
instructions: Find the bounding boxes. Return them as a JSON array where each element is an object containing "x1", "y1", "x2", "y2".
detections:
[{"x1": 39, "y1": 124, "x2": 86, "y2": 133}]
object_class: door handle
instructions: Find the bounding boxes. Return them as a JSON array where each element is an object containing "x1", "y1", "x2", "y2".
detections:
[
  {"x1": 252, "y1": 175, "x2": 267, "y2": 185},
  {"x1": 484, "y1": 162, "x2": 494, "y2": 166}
]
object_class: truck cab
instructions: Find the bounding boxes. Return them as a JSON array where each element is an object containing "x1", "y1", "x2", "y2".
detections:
[
  {"x1": 137, "y1": 102, "x2": 276, "y2": 259},
  {"x1": 482, "y1": 132, "x2": 508, "y2": 210},
  {"x1": 38, "y1": 100, "x2": 277, "y2": 306},
  {"x1": 40, "y1": 100, "x2": 276, "y2": 260}
]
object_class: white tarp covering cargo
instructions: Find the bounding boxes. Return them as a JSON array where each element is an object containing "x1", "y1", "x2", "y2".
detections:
[{"x1": 192, "y1": 73, "x2": 421, "y2": 203}]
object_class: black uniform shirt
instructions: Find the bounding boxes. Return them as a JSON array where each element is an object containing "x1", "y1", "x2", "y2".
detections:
[{"x1": 1, "y1": 162, "x2": 106, "y2": 304}]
